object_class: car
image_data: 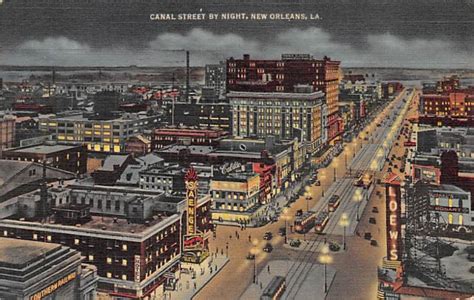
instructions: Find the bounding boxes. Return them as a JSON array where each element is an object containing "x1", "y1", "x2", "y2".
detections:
[
  {"x1": 314, "y1": 180, "x2": 321, "y2": 186},
  {"x1": 329, "y1": 242, "x2": 341, "y2": 252},
  {"x1": 263, "y1": 243, "x2": 273, "y2": 253},
  {"x1": 290, "y1": 239, "x2": 301, "y2": 248},
  {"x1": 370, "y1": 240, "x2": 378, "y2": 246},
  {"x1": 246, "y1": 254, "x2": 255, "y2": 260},
  {"x1": 295, "y1": 209, "x2": 303, "y2": 217},
  {"x1": 263, "y1": 232, "x2": 273, "y2": 240},
  {"x1": 387, "y1": 167, "x2": 392, "y2": 173},
  {"x1": 372, "y1": 207, "x2": 379, "y2": 213},
  {"x1": 278, "y1": 227, "x2": 286, "y2": 236},
  {"x1": 364, "y1": 232, "x2": 372, "y2": 240},
  {"x1": 369, "y1": 217, "x2": 377, "y2": 224}
]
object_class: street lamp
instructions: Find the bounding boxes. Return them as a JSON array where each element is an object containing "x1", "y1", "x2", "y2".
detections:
[
  {"x1": 353, "y1": 188, "x2": 363, "y2": 221},
  {"x1": 251, "y1": 239, "x2": 259, "y2": 284},
  {"x1": 339, "y1": 213, "x2": 349, "y2": 250},
  {"x1": 318, "y1": 245, "x2": 333, "y2": 293},
  {"x1": 333, "y1": 158, "x2": 337, "y2": 182},
  {"x1": 282, "y1": 208, "x2": 290, "y2": 244}
]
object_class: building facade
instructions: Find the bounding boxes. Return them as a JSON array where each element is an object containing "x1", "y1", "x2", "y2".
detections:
[
  {"x1": 38, "y1": 112, "x2": 160, "y2": 153},
  {"x1": 0, "y1": 114, "x2": 15, "y2": 150},
  {"x1": 228, "y1": 90, "x2": 324, "y2": 153}
]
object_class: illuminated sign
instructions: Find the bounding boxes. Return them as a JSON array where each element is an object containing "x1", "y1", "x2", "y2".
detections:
[
  {"x1": 385, "y1": 183, "x2": 402, "y2": 261},
  {"x1": 431, "y1": 206, "x2": 469, "y2": 214},
  {"x1": 219, "y1": 162, "x2": 242, "y2": 175},
  {"x1": 30, "y1": 272, "x2": 77, "y2": 300},
  {"x1": 185, "y1": 167, "x2": 198, "y2": 235},
  {"x1": 134, "y1": 255, "x2": 141, "y2": 283},
  {"x1": 183, "y1": 234, "x2": 204, "y2": 251}
]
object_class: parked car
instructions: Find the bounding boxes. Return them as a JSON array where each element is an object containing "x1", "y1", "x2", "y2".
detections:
[
  {"x1": 263, "y1": 232, "x2": 273, "y2": 240},
  {"x1": 278, "y1": 227, "x2": 286, "y2": 236},
  {"x1": 364, "y1": 232, "x2": 372, "y2": 240},
  {"x1": 246, "y1": 254, "x2": 255, "y2": 260},
  {"x1": 329, "y1": 242, "x2": 341, "y2": 252},
  {"x1": 290, "y1": 239, "x2": 301, "y2": 248},
  {"x1": 369, "y1": 217, "x2": 377, "y2": 224},
  {"x1": 263, "y1": 243, "x2": 273, "y2": 253},
  {"x1": 370, "y1": 240, "x2": 378, "y2": 246},
  {"x1": 295, "y1": 209, "x2": 303, "y2": 217}
]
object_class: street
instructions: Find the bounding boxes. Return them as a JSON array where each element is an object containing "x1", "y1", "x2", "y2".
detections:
[{"x1": 196, "y1": 89, "x2": 416, "y2": 300}]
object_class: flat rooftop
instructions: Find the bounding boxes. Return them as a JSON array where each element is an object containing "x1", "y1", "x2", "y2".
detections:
[
  {"x1": 78, "y1": 215, "x2": 167, "y2": 233},
  {"x1": 12, "y1": 144, "x2": 80, "y2": 154},
  {"x1": 0, "y1": 238, "x2": 60, "y2": 267}
]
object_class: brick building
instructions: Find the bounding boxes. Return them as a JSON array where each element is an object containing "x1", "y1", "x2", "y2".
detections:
[
  {"x1": 0, "y1": 114, "x2": 15, "y2": 151},
  {"x1": 226, "y1": 54, "x2": 342, "y2": 142}
]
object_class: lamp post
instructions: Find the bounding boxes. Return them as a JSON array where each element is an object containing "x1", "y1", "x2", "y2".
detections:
[
  {"x1": 318, "y1": 245, "x2": 333, "y2": 293},
  {"x1": 251, "y1": 240, "x2": 259, "y2": 284},
  {"x1": 354, "y1": 189, "x2": 363, "y2": 222},
  {"x1": 339, "y1": 213, "x2": 349, "y2": 250},
  {"x1": 333, "y1": 167, "x2": 337, "y2": 182},
  {"x1": 282, "y1": 208, "x2": 290, "y2": 244}
]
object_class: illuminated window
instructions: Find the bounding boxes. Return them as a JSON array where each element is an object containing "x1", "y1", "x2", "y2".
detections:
[
  {"x1": 46, "y1": 235, "x2": 52, "y2": 241},
  {"x1": 94, "y1": 124, "x2": 101, "y2": 129},
  {"x1": 2, "y1": 231, "x2": 6, "y2": 237},
  {"x1": 88, "y1": 255, "x2": 94, "y2": 261},
  {"x1": 84, "y1": 130, "x2": 92, "y2": 135},
  {"x1": 103, "y1": 138, "x2": 111, "y2": 142},
  {"x1": 66, "y1": 136, "x2": 74, "y2": 141},
  {"x1": 94, "y1": 144, "x2": 101, "y2": 152},
  {"x1": 459, "y1": 214, "x2": 463, "y2": 225},
  {"x1": 448, "y1": 197, "x2": 453, "y2": 207},
  {"x1": 106, "y1": 272, "x2": 112, "y2": 278},
  {"x1": 114, "y1": 145, "x2": 121, "y2": 153},
  {"x1": 121, "y1": 274, "x2": 128, "y2": 281},
  {"x1": 122, "y1": 244, "x2": 128, "y2": 251},
  {"x1": 94, "y1": 131, "x2": 101, "y2": 135},
  {"x1": 103, "y1": 145, "x2": 111, "y2": 152},
  {"x1": 74, "y1": 238, "x2": 80, "y2": 245},
  {"x1": 435, "y1": 197, "x2": 439, "y2": 205},
  {"x1": 113, "y1": 138, "x2": 120, "y2": 143},
  {"x1": 103, "y1": 124, "x2": 111, "y2": 129},
  {"x1": 107, "y1": 257, "x2": 112, "y2": 264},
  {"x1": 103, "y1": 131, "x2": 111, "y2": 136},
  {"x1": 58, "y1": 135, "x2": 65, "y2": 140},
  {"x1": 122, "y1": 259, "x2": 128, "y2": 266},
  {"x1": 448, "y1": 213, "x2": 453, "y2": 224},
  {"x1": 66, "y1": 154, "x2": 70, "y2": 160},
  {"x1": 33, "y1": 233, "x2": 38, "y2": 240}
]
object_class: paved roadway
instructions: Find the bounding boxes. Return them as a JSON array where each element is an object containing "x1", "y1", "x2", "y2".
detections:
[{"x1": 195, "y1": 89, "x2": 416, "y2": 300}]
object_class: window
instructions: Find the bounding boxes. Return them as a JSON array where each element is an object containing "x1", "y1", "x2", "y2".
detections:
[
  {"x1": 122, "y1": 244, "x2": 128, "y2": 251},
  {"x1": 122, "y1": 259, "x2": 128, "y2": 266},
  {"x1": 115, "y1": 201, "x2": 121, "y2": 211},
  {"x1": 2, "y1": 231, "x2": 7, "y2": 237},
  {"x1": 97, "y1": 200, "x2": 102, "y2": 209},
  {"x1": 88, "y1": 255, "x2": 94, "y2": 261},
  {"x1": 107, "y1": 257, "x2": 112, "y2": 264},
  {"x1": 106, "y1": 272, "x2": 112, "y2": 278},
  {"x1": 47, "y1": 235, "x2": 52, "y2": 242},
  {"x1": 448, "y1": 213, "x2": 453, "y2": 224},
  {"x1": 448, "y1": 197, "x2": 453, "y2": 207},
  {"x1": 459, "y1": 214, "x2": 463, "y2": 225},
  {"x1": 33, "y1": 233, "x2": 38, "y2": 240},
  {"x1": 106, "y1": 200, "x2": 111, "y2": 209},
  {"x1": 74, "y1": 238, "x2": 80, "y2": 245},
  {"x1": 121, "y1": 274, "x2": 128, "y2": 281}
]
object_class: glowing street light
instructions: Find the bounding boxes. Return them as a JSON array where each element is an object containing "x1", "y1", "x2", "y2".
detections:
[
  {"x1": 353, "y1": 189, "x2": 363, "y2": 221},
  {"x1": 282, "y1": 208, "x2": 290, "y2": 244},
  {"x1": 339, "y1": 213, "x2": 350, "y2": 250},
  {"x1": 318, "y1": 245, "x2": 333, "y2": 293}
]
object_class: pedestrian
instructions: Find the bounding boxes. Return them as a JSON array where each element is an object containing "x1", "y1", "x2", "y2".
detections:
[
  {"x1": 194, "y1": 282, "x2": 197, "y2": 290},
  {"x1": 235, "y1": 230, "x2": 238, "y2": 238},
  {"x1": 229, "y1": 234, "x2": 232, "y2": 239},
  {"x1": 259, "y1": 282, "x2": 263, "y2": 289},
  {"x1": 221, "y1": 248, "x2": 223, "y2": 255},
  {"x1": 267, "y1": 265, "x2": 270, "y2": 273},
  {"x1": 215, "y1": 265, "x2": 217, "y2": 272}
]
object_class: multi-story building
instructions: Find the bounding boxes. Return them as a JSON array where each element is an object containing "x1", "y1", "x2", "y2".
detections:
[
  {"x1": 227, "y1": 89, "x2": 324, "y2": 153},
  {"x1": 210, "y1": 170, "x2": 260, "y2": 224},
  {"x1": 204, "y1": 62, "x2": 226, "y2": 99},
  {"x1": 38, "y1": 111, "x2": 160, "y2": 153},
  {"x1": 0, "y1": 205, "x2": 182, "y2": 299},
  {"x1": 420, "y1": 92, "x2": 474, "y2": 118},
  {"x1": 0, "y1": 238, "x2": 98, "y2": 300},
  {"x1": 226, "y1": 54, "x2": 342, "y2": 142},
  {"x1": 152, "y1": 127, "x2": 227, "y2": 150},
  {"x1": 171, "y1": 101, "x2": 232, "y2": 131},
  {"x1": 0, "y1": 113, "x2": 15, "y2": 150},
  {"x1": 125, "y1": 135, "x2": 152, "y2": 156},
  {"x1": 2, "y1": 142, "x2": 87, "y2": 174}
]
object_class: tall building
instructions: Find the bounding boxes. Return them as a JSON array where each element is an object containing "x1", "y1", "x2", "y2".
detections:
[
  {"x1": 0, "y1": 114, "x2": 15, "y2": 151},
  {"x1": 226, "y1": 54, "x2": 342, "y2": 142},
  {"x1": 205, "y1": 62, "x2": 226, "y2": 100},
  {"x1": 227, "y1": 90, "x2": 324, "y2": 153}
]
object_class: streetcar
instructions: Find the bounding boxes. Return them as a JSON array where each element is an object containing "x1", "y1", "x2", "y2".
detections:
[
  {"x1": 294, "y1": 211, "x2": 317, "y2": 234},
  {"x1": 328, "y1": 195, "x2": 341, "y2": 212},
  {"x1": 261, "y1": 276, "x2": 286, "y2": 300},
  {"x1": 315, "y1": 211, "x2": 330, "y2": 234}
]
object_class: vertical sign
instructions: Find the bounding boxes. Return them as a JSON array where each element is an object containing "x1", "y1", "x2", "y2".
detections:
[
  {"x1": 134, "y1": 255, "x2": 141, "y2": 283},
  {"x1": 385, "y1": 177, "x2": 402, "y2": 261},
  {"x1": 185, "y1": 167, "x2": 198, "y2": 235}
]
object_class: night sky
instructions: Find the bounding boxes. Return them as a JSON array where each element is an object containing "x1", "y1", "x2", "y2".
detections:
[{"x1": 0, "y1": 0, "x2": 473, "y2": 67}]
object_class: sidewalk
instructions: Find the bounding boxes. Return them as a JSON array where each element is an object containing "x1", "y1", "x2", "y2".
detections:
[
  {"x1": 152, "y1": 253, "x2": 229, "y2": 300},
  {"x1": 240, "y1": 260, "x2": 336, "y2": 300}
]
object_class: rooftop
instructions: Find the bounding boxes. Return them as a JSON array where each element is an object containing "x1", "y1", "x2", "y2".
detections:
[
  {"x1": 0, "y1": 238, "x2": 60, "y2": 267},
  {"x1": 11, "y1": 143, "x2": 81, "y2": 155},
  {"x1": 227, "y1": 90, "x2": 325, "y2": 100}
]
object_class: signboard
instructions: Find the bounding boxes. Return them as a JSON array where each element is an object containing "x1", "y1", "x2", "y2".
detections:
[
  {"x1": 385, "y1": 183, "x2": 402, "y2": 261},
  {"x1": 431, "y1": 205, "x2": 469, "y2": 214},
  {"x1": 183, "y1": 234, "x2": 204, "y2": 251},
  {"x1": 30, "y1": 272, "x2": 77, "y2": 300},
  {"x1": 219, "y1": 161, "x2": 242, "y2": 175},
  {"x1": 134, "y1": 255, "x2": 141, "y2": 283},
  {"x1": 281, "y1": 53, "x2": 312, "y2": 60},
  {"x1": 185, "y1": 167, "x2": 198, "y2": 235}
]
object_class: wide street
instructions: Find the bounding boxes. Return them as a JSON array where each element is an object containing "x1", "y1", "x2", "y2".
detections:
[{"x1": 196, "y1": 89, "x2": 416, "y2": 300}]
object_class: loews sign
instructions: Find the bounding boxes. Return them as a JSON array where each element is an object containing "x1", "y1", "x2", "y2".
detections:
[
  {"x1": 185, "y1": 167, "x2": 198, "y2": 235},
  {"x1": 386, "y1": 184, "x2": 402, "y2": 261},
  {"x1": 30, "y1": 272, "x2": 77, "y2": 300}
]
